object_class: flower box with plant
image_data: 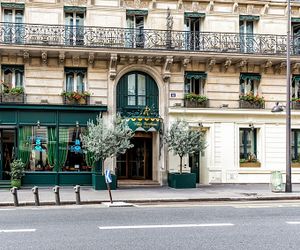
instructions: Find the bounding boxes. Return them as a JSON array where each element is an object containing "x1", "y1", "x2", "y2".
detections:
[
  {"x1": 240, "y1": 153, "x2": 261, "y2": 167},
  {"x1": 184, "y1": 93, "x2": 208, "y2": 108},
  {"x1": 61, "y1": 91, "x2": 91, "y2": 105},
  {"x1": 1, "y1": 84, "x2": 24, "y2": 103},
  {"x1": 9, "y1": 159, "x2": 25, "y2": 188},
  {"x1": 292, "y1": 98, "x2": 300, "y2": 109},
  {"x1": 239, "y1": 92, "x2": 265, "y2": 109}
]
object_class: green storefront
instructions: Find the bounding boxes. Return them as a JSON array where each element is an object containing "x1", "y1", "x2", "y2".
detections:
[{"x1": 0, "y1": 103, "x2": 107, "y2": 186}]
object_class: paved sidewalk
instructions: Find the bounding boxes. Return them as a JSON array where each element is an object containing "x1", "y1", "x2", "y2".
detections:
[{"x1": 2, "y1": 184, "x2": 300, "y2": 206}]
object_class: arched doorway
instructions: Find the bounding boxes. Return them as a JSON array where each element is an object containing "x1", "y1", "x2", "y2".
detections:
[{"x1": 116, "y1": 71, "x2": 159, "y2": 180}]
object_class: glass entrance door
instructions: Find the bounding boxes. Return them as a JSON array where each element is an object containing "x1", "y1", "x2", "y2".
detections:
[
  {"x1": 117, "y1": 135, "x2": 152, "y2": 180},
  {"x1": 0, "y1": 129, "x2": 16, "y2": 180}
]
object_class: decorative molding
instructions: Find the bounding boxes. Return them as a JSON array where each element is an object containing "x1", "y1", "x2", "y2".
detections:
[
  {"x1": 235, "y1": 59, "x2": 247, "y2": 72},
  {"x1": 88, "y1": 52, "x2": 95, "y2": 65},
  {"x1": 163, "y1": 56, "x2": 173, "y2": 82},
  {"x1": 233, "y1": 2, "x2": 238, "y2": 13},
  {"x1": 146, "y1": 57, "x2": 154, "y2": 65},
  {"x1": 247, "y1": 63, "x2": 255, "y2": 72},
  {"x1": 207, "y1": 1, "x2": 214, "y2": 12},
  {"x1": 41, "y1": 51, "x2": 47, "y2": 65},
  {"x1": 72, "y1": 55, "x2": 80, "y2": 67},
  {"x1": 262, "y1": 4, "x2": 269, "y2": 15},
  {"x1": 177, "y1": 0, "x2": 183, "y2": 10},
  {"x1": 109, "y1": 54, "x2": 118, "y2": 80},
  {"x1": 137, "y1": 56, "x2": 144, "y2": 64},
  {"x1": 23, "y1": 50, "x2": 30, "y2": 63},
  {"x1": 63, "y1": 0, "x2": 87, "y2": 5},
  {"x1": 59, "y1": 52, "x2": 65, "y2": 65},
  {"x1": 155, "y1": 56, "x2": 162, "y2": 65},
  {"x1": 152, "y1": 0, "x2": 156, "y2": 9},
  {"x1": 129, "y1": 56, "x2": 136, "y2": 64},
  {"x1": 206, "y1": 58, "x2": 216, "y2": 72},
  {"x1": 222, "y1": 58, "x2": 232, "y2": 72},
  {"x1": 261, "y1": 60, "x2": 272, "y2": 73},
  {"x1": 292, "y1": 63, "x2": 300, "y2": 73},
  {"x1": 273, "y1": 61, "x2": 286, "y2": 74},
  {"x1": 182, "y1": 57, "x2": 190, "y2": 69}
]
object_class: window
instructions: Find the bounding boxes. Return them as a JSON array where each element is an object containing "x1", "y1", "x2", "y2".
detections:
[
  {"x1": 1, "y1": 65, "x2": 24, "y2": 90},
  {"x1": 184, "y1": 17, "x2": 201, "y2": 50},
  {"x1": 65, "y1": 68, "x2": 86, "y2": 93},
  {"x1": 126, "y1": 11, "x2": 146, "y2": 48},
  {"x1": 3, "y1": 8, "x2": 24, "y2": 44},
  {"x1": 240, "y1": 73, "x2": 261, "y2": 95},
  {"x1": 239, "y1": 128, "x2": 257, "y2": 161},
  {"x1": 292, "y1": 75, "x2": 300, "y2": 99},
  {"x1": 61, "y1": 127, "x2": 91, "y2": 172},
  {"x1": 239, "y1": 16, "x2": 257, "y2": 53},
  {"x1": 292, "y1": 130, "x2": 300, "y2": 162},
  {"x1": 127, "y1": 73, "x2": 146, "y2": 106},
  {"x1": 184, "y1": 72, "x2": 207, "y2": 95},
  {"x1": 65, "y1": 11, "x2": 84, "y2": 46},
  {"x1": 292, "y1": 21, "x2": 300, "y2": 55}
]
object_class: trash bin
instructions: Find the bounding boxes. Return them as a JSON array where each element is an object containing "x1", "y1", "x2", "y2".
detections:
[{"x1": 270, "y1": 171, "x2": 284, "y2": 192}]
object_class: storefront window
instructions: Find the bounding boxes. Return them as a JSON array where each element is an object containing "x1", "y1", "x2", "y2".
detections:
[
  {"x1": 61, "y1": 127, "x2": 92, "y2": 172},
  {"x1": 28, "y1": 126, "x2": 55, "y2": 171}
]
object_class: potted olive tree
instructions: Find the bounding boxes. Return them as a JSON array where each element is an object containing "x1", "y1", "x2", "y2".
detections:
[
  {"x1": 10, "y1": 159, "x2": 25, "y2": 188},
  {"x1": 81, "y1": 115, "x2": 134, "y2": 190},
  {"x1": 165, "y1": 120, "x2": 206, "y2": 188}
]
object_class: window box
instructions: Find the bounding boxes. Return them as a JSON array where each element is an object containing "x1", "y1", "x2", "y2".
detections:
[
  {"x1": 292, "y1": 101, "x2": 300, "y2": 110},
  {"x1": 62, "y1": 95, "x2": 90, "y2": 105},
  {"x1": 240, "y1": 161, "x2": 261, "y2": 168},
  {"x1": 239, "y1": 100, "x2": 264, "y2": 109},
  {"x1": 184, "y1": 99, "x2": 208, "y2": 108},
  {"x1": 292, "y1": 162, "x2": 300, "y2": 168},
  {"x1": 1, "y1": 93, "x2": 24, "y2": 103}
]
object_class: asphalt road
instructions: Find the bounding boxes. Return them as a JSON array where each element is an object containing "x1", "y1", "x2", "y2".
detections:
[{"x1": 1, "y1": 201, "x2": 300, "y2": 250}]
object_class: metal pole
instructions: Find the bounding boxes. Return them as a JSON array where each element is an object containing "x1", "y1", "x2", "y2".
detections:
[
  {"x1": 32, "y1": 186, "x2": 40, "y2": 206},
  {"x1": 286, "y1": 0, "x2": 292, "y2": 192}
]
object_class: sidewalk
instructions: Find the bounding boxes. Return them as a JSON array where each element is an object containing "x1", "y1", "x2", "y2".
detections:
[{"x1": 2, "y1": 184, "x2": 300, "y2": 206}]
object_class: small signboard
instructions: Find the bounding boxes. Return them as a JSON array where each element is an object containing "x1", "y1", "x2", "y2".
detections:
[
  {"x1": 170, "y1": 93, "x2": 176, "y2": 98},
  {"x1": 105, "y1": 169, "x2": 112, "y2": 184}
]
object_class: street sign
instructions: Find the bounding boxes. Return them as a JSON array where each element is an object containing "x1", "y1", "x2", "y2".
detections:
[{"x1": 105, "y1": 169, "x2": 112, "y2": 184}]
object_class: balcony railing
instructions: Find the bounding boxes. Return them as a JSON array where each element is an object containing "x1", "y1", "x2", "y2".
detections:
[{"x1": 0, "y1": 22, "x2": 298, "y2": 55}]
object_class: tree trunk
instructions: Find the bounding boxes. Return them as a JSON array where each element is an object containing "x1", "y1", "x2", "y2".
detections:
[
  {"x1": 101, "y1": 159, "x2": 105, "y2": 175},
  {"x1": 179, "y1": 156, "x2": 183, "y2": 174}
]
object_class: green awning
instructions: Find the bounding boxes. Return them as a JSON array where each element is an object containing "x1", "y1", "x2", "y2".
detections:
[
  {"x1": 64, "y1": 6, "x2": 86, "y2": 13},
  {"x1": 292, "y1": 18, "x2": 300, "y2": 23},
  {"x1": 126, "y1": 9, "x2": 148, "y2": 16},
  {"x1": 240, "y1": 73, "x2": 261, "y2": 81},
  {"x1": 127, "y1": 117, "x2": 162, "y2": 132},
  {"x1": 184, "y1": 12, "x2": 205, "y2": 18},
  {"x1": 65, "y1": 67, "x2": 86, "y2": 74},
  {"x1": 1, "y1": 3, "x2": 24, "y2": 9},
  {"x1": 239, "y1": 15, "x2": 260, "y2": 21},
  {"x1": 293, "y1": 75, "x2": 300, "y2": 82},
  {"x1": 185, "y1": 72, "x2": 207, "y2": 80}
]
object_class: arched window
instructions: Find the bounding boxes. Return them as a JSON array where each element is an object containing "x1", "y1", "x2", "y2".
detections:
[{"x1": 117, "y1": 72, "x2": 159, "y2": 116}]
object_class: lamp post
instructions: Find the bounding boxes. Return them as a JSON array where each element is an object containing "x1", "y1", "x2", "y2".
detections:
[{"x1": 286, "y1": 0, "x2": 292, "y2": 192}]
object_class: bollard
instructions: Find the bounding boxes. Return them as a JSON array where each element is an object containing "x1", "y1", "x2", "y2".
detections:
[
  {"x1": 32, "y1": 186, "x2": 40, "y2": 206},
  {"x1": 52, "y1": 185, "x2": 60, "y2": 205},
  {"x1": 10, "y1": 187, "x2": 19, "y2": 207},
  {"x1": 74, "y1": 185, "x2": 81, "y2": 205}
]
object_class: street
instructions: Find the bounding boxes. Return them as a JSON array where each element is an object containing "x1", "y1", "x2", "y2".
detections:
[{"x1": 1, "y1": 201, "x2": 300, "y2": 250}]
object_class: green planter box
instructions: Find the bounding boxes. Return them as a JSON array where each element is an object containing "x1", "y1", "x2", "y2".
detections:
[
  {"x1": 92, "y1": 173, "x2": 117, "y2": 190},
  {"x1": 168, "y1": 173, "x2": 196, "y2": 189}
]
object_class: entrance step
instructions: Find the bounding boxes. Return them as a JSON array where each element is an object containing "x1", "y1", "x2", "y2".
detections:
[
  {"x1": 118, "y1": 179, "x2": 160, "y2": 188},
  {"x1": 0, "y1": 180, "x2": 11, "y2": 189}
]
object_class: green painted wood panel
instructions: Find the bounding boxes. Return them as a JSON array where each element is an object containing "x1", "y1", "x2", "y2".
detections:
[
  {"x1": 19, "y1": 111, "x2": 56, "y2": 125},
  {"x1": 59, "y1": 111, "x2": 99, "y2": 125},
  {"x1": 0, "y1": 111, "x2": 17, "y2": 124}
]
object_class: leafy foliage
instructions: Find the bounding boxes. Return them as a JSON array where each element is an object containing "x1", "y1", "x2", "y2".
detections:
[
  {"x1": 81, "y1": 115, "x2": 134, "y2": 174},
  {"x1": 9, "y1": 159, "x2": 25, "y2": 180},
  {"x1": 164, "y1": 120, "x2": 206, "y2": 174},
  {"x1": 239, "y1": 92, "x2": 265, "y2": 105},
  {"x1": 184, "y1": 93, "x2": 208, "y2": 103}
]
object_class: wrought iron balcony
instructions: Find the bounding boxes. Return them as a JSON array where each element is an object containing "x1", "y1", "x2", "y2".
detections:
[{"x1": 0, "y1": 22, "x2": 298, "y2": 55}]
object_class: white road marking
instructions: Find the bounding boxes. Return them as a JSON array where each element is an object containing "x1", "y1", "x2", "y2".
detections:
[
  {"x1": 0, "y1": 209, "x2": 16, "y2": 211},
  {"x1": 99, "y1": 223, "x2": 234, "y2": 230},
  {"x1": 0, "y1": 229, "x2": 36, "y2": 233},
  {"x1": 286, "y1": 221, "x2": 300, "y2": 225}
]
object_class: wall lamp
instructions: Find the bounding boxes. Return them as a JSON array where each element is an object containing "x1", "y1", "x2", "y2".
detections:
[
  {"x1": 37, "y1": 120, "x2": 40, "y2": 128},
  {"x1": 271, "y1": 102, "x2": 285, "y2": 113}
]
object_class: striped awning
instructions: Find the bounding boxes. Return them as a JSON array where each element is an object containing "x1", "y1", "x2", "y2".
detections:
[{"x1": 240, "y1": 73, "x2": 261, "y2": 81}]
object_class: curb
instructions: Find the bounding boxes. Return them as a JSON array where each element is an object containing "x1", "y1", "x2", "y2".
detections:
[{"x1": 2, "y1": 195, "x2": 300, "y2": 207}]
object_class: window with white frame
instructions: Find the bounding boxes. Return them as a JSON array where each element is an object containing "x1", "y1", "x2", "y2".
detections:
[
  {"x1": 64, "y1": 8, "x2": 85, "y2": 46},
  {"x1": 1, "y1": 65, "x2": 24, "y2": 90},
  {"x1": 292, "y1": 129, "x2": 300, "y2": 162},
  {"x1": 126, "y1": 10, "x2": 147, "y2": 48},
  {"x1": 240, "y1": 73, "x2": 261, "y2": 95},
  {"x1": 2, "y1": 6, "x2": 24, "y2": 44},
  {"x1": 65, "y1": 68, "x2": 86, "y2": 93},
  {"x1": 292, "y1": 75, "x2": 300, "y2": 99},
  {"x1": 184, "y1": 72, "x2": 207, "y2": 95},
  {"x1": 239, "y1": 128, "x2": 257, "y2": 161}
]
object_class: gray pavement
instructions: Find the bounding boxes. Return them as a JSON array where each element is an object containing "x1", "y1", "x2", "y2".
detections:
[{"x1": 2, "y1": 183, "x2": 300, "y2": 206}]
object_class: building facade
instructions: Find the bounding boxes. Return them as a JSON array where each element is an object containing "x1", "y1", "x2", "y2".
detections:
[{"x1": 0, "y1": 0, "x2": 300, "y2": 186}]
